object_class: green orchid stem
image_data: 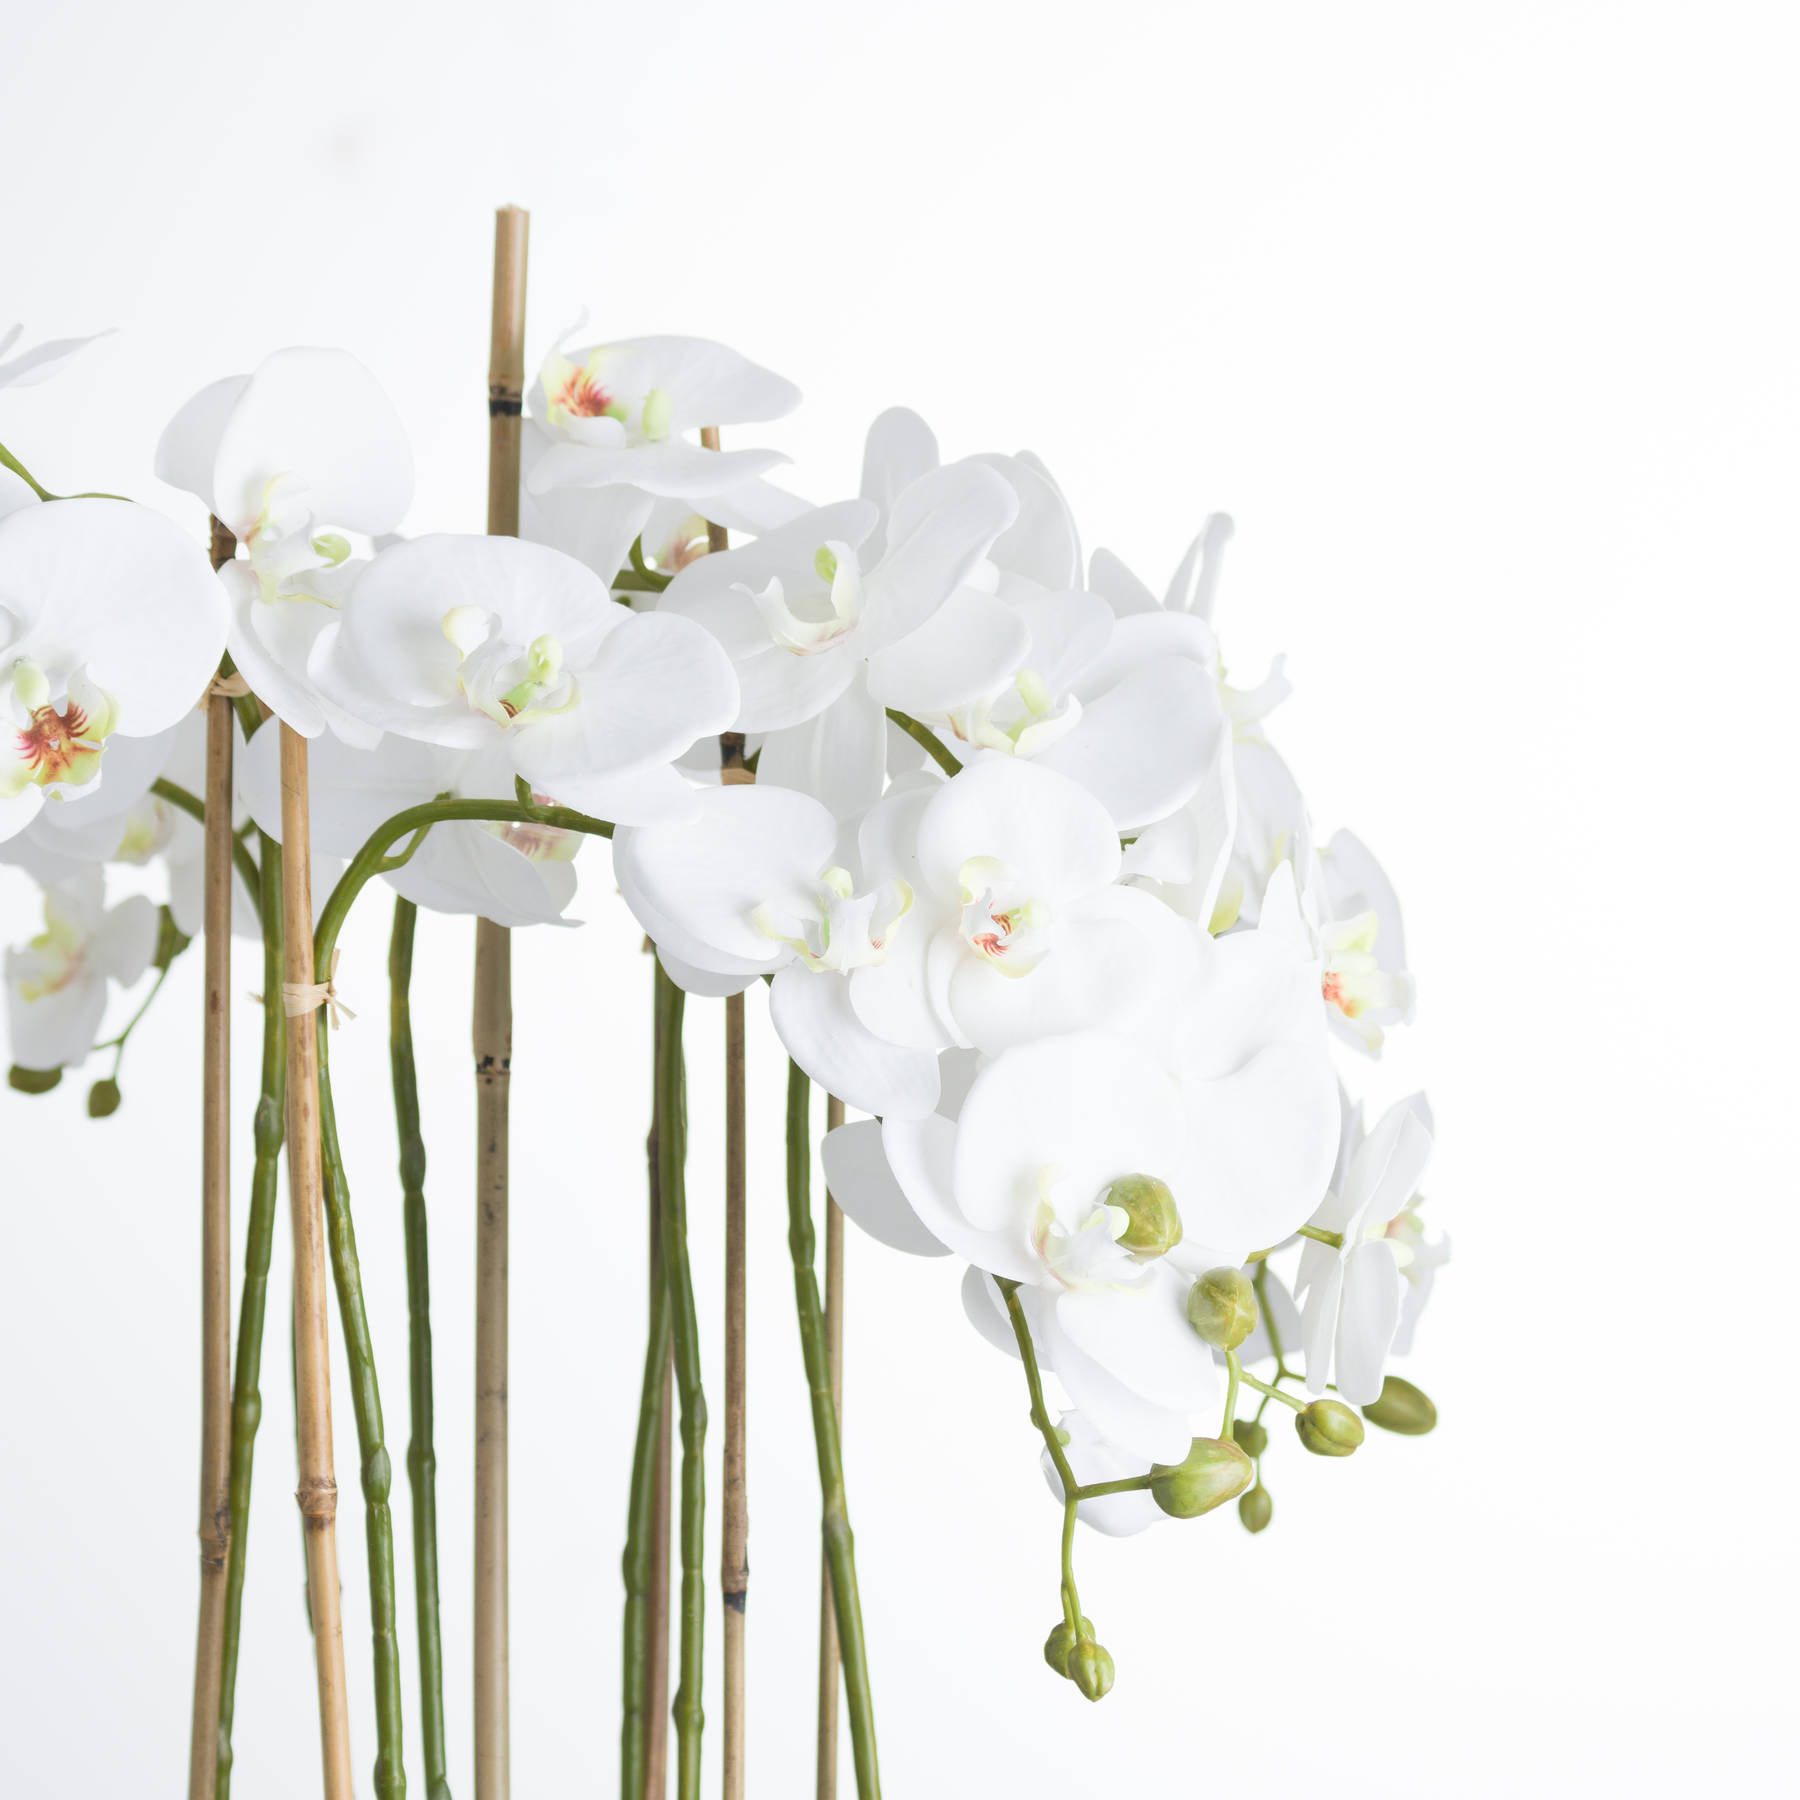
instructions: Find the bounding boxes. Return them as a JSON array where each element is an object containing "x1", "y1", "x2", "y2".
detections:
[
  {"x1": 316, "y1": 1016, "x2": 408, "y2": 1798},
  {"x1": 216, "y1": 835, "x2": 286, "y2": 1798},
  {"x1": 1222, "y1": 1349, "x2": 1243, "y2": 1438},
  {"x1": 0, "y1": 439, "x2": 54, "y2": 501},
  {"x1": 1251, "y1": 1265, "x2": 1300, "y2": 1385},
  {"x1": 151, "y1": 779, "x2": 263, "y2": 923},
  {"x1": 389, "y1": 899, "x2": 452, "y2": 1800},
  {"x1": 883, "y1": 709, "x2": 963, "y2": 782},
  {"x1": 994, "y1": 1277, "x2": 1086, "y2": 1633},
  {"x1": 786, "y1": 1061, "x2": 882, "y2": 1798},
  {"x1": 622, "y1": 971, "x2": 673, "y2": 1800},
  {"x1": 621, "y1": 970, "x2": 673, "y2": 1799},
  {"x1": 1238, "y1": 1369, "x2": 1306, "y2": 1413},
  {"x1": 654, "y1": 969, "x2": 708, "y2": 1799},
  {"x1": 1070, "y1": 1475, "x2": 1153, "y2": 1502},
  {"x1": 313, "y1": 798, "x2": 613, "y2": 975},
  {"x1": 1296, "y1": 1224, "x2": 1344, "y2": 1249}
]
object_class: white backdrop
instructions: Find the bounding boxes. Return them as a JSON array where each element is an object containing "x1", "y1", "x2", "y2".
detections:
[{"x1": 2, "y1": 3, "x2": 1793, "y2": 1794}]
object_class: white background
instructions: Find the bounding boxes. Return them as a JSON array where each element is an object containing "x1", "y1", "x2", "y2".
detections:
[{"x1": 2, "y1": 3, "x2": 1794, "y2": 1794}]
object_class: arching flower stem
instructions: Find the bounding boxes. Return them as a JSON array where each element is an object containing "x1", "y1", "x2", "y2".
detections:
[
  {"x1": 151, "y1": 778, "x2": 264, "y2": 921},
  {"x1": 882, "y1": 708, "x2": 963, "y2": 781}
]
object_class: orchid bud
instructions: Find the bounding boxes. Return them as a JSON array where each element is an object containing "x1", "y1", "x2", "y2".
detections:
[
  {"x1": 1104, "y1": 1173, "x2": 1182, "y2": 1259},
  {"x1": 1361, "y1": 1375, "x2": 1438, "y2": 1436},
  {"x1": 1232, "y1": 1417, "x2": 1268, "y2": 1459},
  {"x1": 87, "y1": 1078, "x2": 122, "y2": 1118},
  {"x1": 1238, "y1": 1484, "x2": 1273, "y2": 1534},
  {"x1": 1149, "y1": 1436, "x2": 1254, "y2": 1518},
  {"x1": 1043, "y1": 1614, "x2": 1094, "y2": 1679},
  {"x1": 8, "y1": 1064, "x2": 61, "y2": 1095},
  {"x1": 1296, "y1": 1398, "x2": 1364, "y2": 1457},
  {"x1": 1186, "y1": 1266, "x2": 1257, "y2": 1349},
  {"x1": 1068, "y1": 1637, "x2": 1115, "y2": 1702}
]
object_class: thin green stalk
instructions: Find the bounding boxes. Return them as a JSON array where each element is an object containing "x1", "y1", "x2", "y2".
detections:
[
  {"x1": 217, "y1": 834, "x2": 286, "y2": 1798},
  {"x1": 389, "y1": 899, "x2": 451, "y2": 1800},
  {"x1": 1070, "y1": 1476, "x2": 1153, "y2": 1502},
  {"x1": 882, "y1": 709, "x2": 962, "y2": 780},
  {"x1": 786, "y1": 1062, "x2": 881, "y2": 1799},
  {"x1": 1221, "y1": 1349, "x2": 1242, "y2": 1438},
  {"x1": 316, "y1": 1028, "x2": 406, "y2": 1799},
  {"x1": 151, "y1": 777, "x2": 264, "y2": 918},
  {"x1": 994, "y1": 1278, "x2": 1085, "y2": 1630},
  {"x1": 621, "y1": 1096, "x2": 672, "y2": 1798},
  {"x1": 656, "y1": 969, "x2": 707, "y2": 1799}
]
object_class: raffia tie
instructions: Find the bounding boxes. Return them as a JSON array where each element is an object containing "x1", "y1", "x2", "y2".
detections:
[
  {"x1": 253, "y1": 950, "x2": 357, "y2": 1029},
  {"x1": 196, "y1": 671, "x2": 251, "y2": 710}
]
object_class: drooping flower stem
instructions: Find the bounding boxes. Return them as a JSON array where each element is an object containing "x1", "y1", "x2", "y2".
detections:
[
  {"x1": 188, "y1": 635, "x2": 239, "y2": 1800},
  {"x1": 621, "y1": 968, "x2": 673, "y2": 1798},
  {"x1": 217, "y1": 832, "x2": 285, "y2": 1798},
  {"x1": 994, "y1": 1278, "x2": 1086, "y2": 1631},
  {"x1": 278, "y1": 723, "x2": 357, "y2": 1800},
  {"x1": 816, "y1": 1091, "x2": 847, "y2": 1800},
  {"x1": 785, "y1": 1062, "x2": 881, "y2": 1800},
  {"x1": 882, "y1": 708, "x2": 963, "y2": 781},
  {"x1": 315, "y1": 1018, "x2": 408, "y2": 1798},
  {"x1": 655, "y1": 967, "x2": 709, "y2": 1800},
  {"x1": 389, "y1": 898, "x2": 452, "y2": 1800},
  {"x1": 474, "y1": 203, "x2": 529, "y2": 1800},
  {"x1": 151, "y1": 776, "x2": 265, "y2": 914}
]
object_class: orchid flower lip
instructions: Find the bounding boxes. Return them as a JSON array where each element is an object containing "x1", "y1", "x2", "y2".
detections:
[{"x1": 753, "y1": 862, "x2": 913, "y2": 974}]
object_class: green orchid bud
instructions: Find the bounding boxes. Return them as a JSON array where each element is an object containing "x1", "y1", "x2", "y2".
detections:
[
  {"x1": 1231, "y1": 1417, "x2": 1268, "y2": 1459},
  {"x1": 1068, "y1": 1637, "x2": 1115, "y2": 1702},
  {"x1": 1104, "y1": 1173, "x2": 1182, "y2": 1259},
  {"x1": 9, "y1": 1064, "x2": 61, "y2": 1095},
  {"x1": 1149, "y1": 1436, "x2": 1254, "y2": 1518},
  {"x1": 1361, "y1": 1375, "x2": 1438, "y2": 1436},
  {"x1": 1186, "y1": 1266, "x2": 1258, "y2": 1349},
  {"x1": 87, "y1": 1078, "x2": 122, "y2": 1118},
  {"x1": 1296, "y1": 1398, "x2": 1364, "y2": 1457},
  {"x1": 1043, "y1": 1614, "x2": 1095, "y2": 1678},
  {"x1": 1238, "y1": 1483, "x2": 1273, "y2": 1534}
]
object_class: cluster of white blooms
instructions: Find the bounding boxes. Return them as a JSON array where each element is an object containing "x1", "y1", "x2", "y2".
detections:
[{"x1": 2, "y1": 321, "x2": 1446, "y2": 1685}]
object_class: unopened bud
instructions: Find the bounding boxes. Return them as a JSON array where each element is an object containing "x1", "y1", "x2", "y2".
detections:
[
  {"x1": 1296, "y1": 1398, "x2": 1364, "y2": 1457},
  {"x1": 1105, "y1": 1173, "x2": 1182, "y2": 1260},
  {"x1": 1238, "y1": 1484, "x2": 1273, "y2": 1534},
  {"x1": 8, "y1": 1064, "x2": 61, "y2": 1095},
  {"x1": 1149, "y1": 1436, "x2": 1254, "y2": 1519},
  {"x1": 87, "y1": 1078, "x2": 122, "y2": 1118},
  {"x1": 1068, "y1": 1637, "x2": 1114, "y2": 1702},
  {"x1": 1361, "y1": 1375, "x2": 1437, "y2": 1436},
  {"x1": 1186, "y1": 1266, "x2": 1257, "y2": 1349},
  {"x1": 1232, "y1": 1417, "x2": 1268, "y2": 1459},
  {"x1": 1042, "y1": 1614, "x2": 1094, "y2": 1679}
]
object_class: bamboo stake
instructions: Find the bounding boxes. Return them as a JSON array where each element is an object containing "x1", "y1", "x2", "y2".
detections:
[
  {"x1": 475, "y1": 201, "x2": 528, "y2": 1800},
  {"x1": 816, "y1": 1093, "x2": 847, "y2": 1800},
  {"x1": 702, "y1": 427, "x2": 753, "y2": 1800},
  {"x1": 188, "y1": 523, "x2": 238, "y2": 1800},
  {"x1": 280, "y1": 721, "x2": 356, "y2": 1800}
]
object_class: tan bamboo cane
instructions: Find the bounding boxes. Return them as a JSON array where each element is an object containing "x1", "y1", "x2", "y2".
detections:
[
  {"x1": 701, "y1": 431, "x2": 752, "y2": 1800},
  {"x1": 475, "y1": 201, "x2": 529, "y2": 1800},
  {"x1": 186, "y1": 520, "x2": 238, "y2": 1800},
  {"x1": 280, "y1": 720, "x2": 356, "y2": 1799},
  {"x1": 815, "y1": 1093, "x2": 847, "y2": 1800}
]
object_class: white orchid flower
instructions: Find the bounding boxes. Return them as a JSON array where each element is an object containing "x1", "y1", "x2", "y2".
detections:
[
  {"x1": 0, "y1": 499, "x2": 227, "y2": 843},
  {"x1": 0, "y1": 723, "x2": 179, "y2": 882},
  {"x1": 3, "y1": 867, "x2": 158, "y2": 1072},
  {"x1": 0, "y1": 323, "x2": 114, "y2": 392},
  {"x1": 155, "y1": 347, "x2": 413, "y2": 743},
  {"x1": 1295, "y1": 1091, "x2": 1435, "y2": 1405},
  {"x1": 822, "y1": 867, "x2": 1337, "y2": 1461},
  {"x1": 519, "y1": 329, "x2": 803, "y2": 580},
  {"x1": 1316, "y1": 827, "x2": 1416, "y2": 1054},
  {"x1": 311, "y1": 533, "x2": 736, "y2": 826},
  {"x1": 238, "y1": 726, "x2": 583, "y2": 930},
  {"x1": 658, "y1": 458, "x2": 1022, "y2": 818}
]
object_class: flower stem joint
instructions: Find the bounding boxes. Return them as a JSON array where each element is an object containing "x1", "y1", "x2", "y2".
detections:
[
  {"x1": 1148, "y1": 1436, "x2": 1254, "y2": 1519},
  {"x1": 1295, "y1": 1399, "x2": 1364, "y2": 1457}
]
